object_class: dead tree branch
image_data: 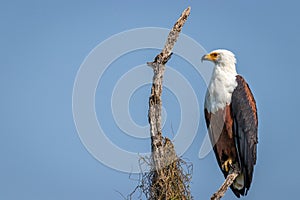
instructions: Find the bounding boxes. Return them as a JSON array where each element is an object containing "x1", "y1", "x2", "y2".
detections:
[
  {"x1": 210, "y1": 171, "x2": 239, "y2": 200},
  {"x1": 147, "y1": 5, "x2": 190, "y2": 173},
  {"x1": 146, "y1": 6, "x2": 191, "y2": 200}
]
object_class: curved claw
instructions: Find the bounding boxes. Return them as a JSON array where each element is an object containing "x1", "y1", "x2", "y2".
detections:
[{"x1": 222, "y1": 158, "x2": 233, "y2": 172}]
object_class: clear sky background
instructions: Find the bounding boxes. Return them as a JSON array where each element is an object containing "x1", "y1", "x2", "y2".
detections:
[{"x1": 1, "y1": 0, "x2": 300, "y2": 199}]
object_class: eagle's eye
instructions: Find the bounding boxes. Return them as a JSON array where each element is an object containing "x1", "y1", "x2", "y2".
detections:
[{"x1": 211, "y1": 53, "x2": 218, "y2": 57}]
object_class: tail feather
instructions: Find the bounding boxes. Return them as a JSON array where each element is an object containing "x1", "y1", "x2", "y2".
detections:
[{"x1": 231, "y1": 173, "x2": 247, "y2": 198}]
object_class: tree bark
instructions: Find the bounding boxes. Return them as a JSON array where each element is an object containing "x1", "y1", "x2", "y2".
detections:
[
  {"x1": 147, "y1": 5, "x2": 190, "y2": 175},
  {"x1": 146, "y1": 7, "x2": 191, "y2": 200},
  {"x1": 210, "y1": 171, "x2": 239, "y2": 200}
]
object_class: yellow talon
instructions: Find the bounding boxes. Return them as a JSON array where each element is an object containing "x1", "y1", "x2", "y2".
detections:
[{"x1": 222, "y1": 158, "x2": 233, "y2": 172}]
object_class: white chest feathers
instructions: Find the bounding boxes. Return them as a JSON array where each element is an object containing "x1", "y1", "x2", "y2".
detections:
[{"x1": 205, "y1": 66, "x2": 238, "y2": 113}]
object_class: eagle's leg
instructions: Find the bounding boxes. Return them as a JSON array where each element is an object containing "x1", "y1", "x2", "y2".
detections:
[{"x1": 222, "y1": 158, "x2": 233, "y2": 172}]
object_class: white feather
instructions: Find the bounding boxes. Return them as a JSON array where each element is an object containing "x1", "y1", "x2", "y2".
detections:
[{"x1": 205, "y1": 49, "x2": 238, "y2": 113}]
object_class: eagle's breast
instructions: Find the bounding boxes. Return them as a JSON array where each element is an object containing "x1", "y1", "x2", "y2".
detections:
[{"x1": 205, "y1": 66, "x2": 238, "y2": 113}]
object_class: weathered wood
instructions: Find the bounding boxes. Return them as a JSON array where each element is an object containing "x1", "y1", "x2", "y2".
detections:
[
  {"x1": 210, "y1": 171, "x2": 239, "y2": 200},
  {"x1": 147, "y1": 6, "x2": 190, "y2": 172}
]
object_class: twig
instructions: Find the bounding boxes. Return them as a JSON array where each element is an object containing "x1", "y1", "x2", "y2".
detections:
[{"x1": 210, "y1": 171, "x2": 239, "y2": 200}]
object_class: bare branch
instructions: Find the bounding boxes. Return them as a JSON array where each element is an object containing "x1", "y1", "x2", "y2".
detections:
[
  {"x1": 210, "y1": 171, "x2": 239, "y2": 200},
  {"x1": 148, "y1": 6, "x2": 190, "y2": 172},
  {"x1": 146, "y1": 6, "x2": 192, "y2": 200}
]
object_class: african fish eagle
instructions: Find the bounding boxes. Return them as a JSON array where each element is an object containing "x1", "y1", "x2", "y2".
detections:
[{"x1": 202, "y1": 49, "x2": 258, "y2": 198}]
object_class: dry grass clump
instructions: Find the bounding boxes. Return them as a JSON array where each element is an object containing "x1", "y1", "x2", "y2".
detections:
[{"x1": 128, "y1": 138, "x2": 193, "y2": 200}]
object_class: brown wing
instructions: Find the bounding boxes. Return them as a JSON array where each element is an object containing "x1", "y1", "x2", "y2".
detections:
[
  {"x1": 231, "y1": 75, "x2": 258, "y2": 195},
  {"x1": 204, "y1": 108, "x2": 223, "y2": 169},
  {"x1": 204, "y1": 105, "x2": 238, "y2": 178}
]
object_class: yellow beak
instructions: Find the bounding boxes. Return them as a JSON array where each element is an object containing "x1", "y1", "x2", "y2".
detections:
[{"x1": 201, "y1": 54, "x2": 214, "y2": 62}]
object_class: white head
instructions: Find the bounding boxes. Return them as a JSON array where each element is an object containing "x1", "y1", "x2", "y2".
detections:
[
  {"x1": 203, "y1": 49, "x2": 238, "y2": 112},
  {"x1": 201, "y1": 49, "x2": 237, "y2": 72}
]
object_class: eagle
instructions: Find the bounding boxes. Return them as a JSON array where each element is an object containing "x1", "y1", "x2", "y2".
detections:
[{"x1": 201, "y1": 49, "x2": 258, "y2": 198}]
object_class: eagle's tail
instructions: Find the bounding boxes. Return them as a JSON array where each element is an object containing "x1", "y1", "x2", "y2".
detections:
[{"x1": 231, "y1": 173, "x2": 246, "y2": 198}]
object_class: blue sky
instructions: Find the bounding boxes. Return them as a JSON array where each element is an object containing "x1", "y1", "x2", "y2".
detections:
[{"x1": 1, "y1": 0, "x2": 300, "y2": 199}]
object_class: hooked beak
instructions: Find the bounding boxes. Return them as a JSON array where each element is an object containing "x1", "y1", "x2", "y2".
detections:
[
  {"x1": 201, "y1": 53, "x2": 216, "y2": 63},
  {"x1": 201, "y1": 54, "x2": 209, "y2": 63}
]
